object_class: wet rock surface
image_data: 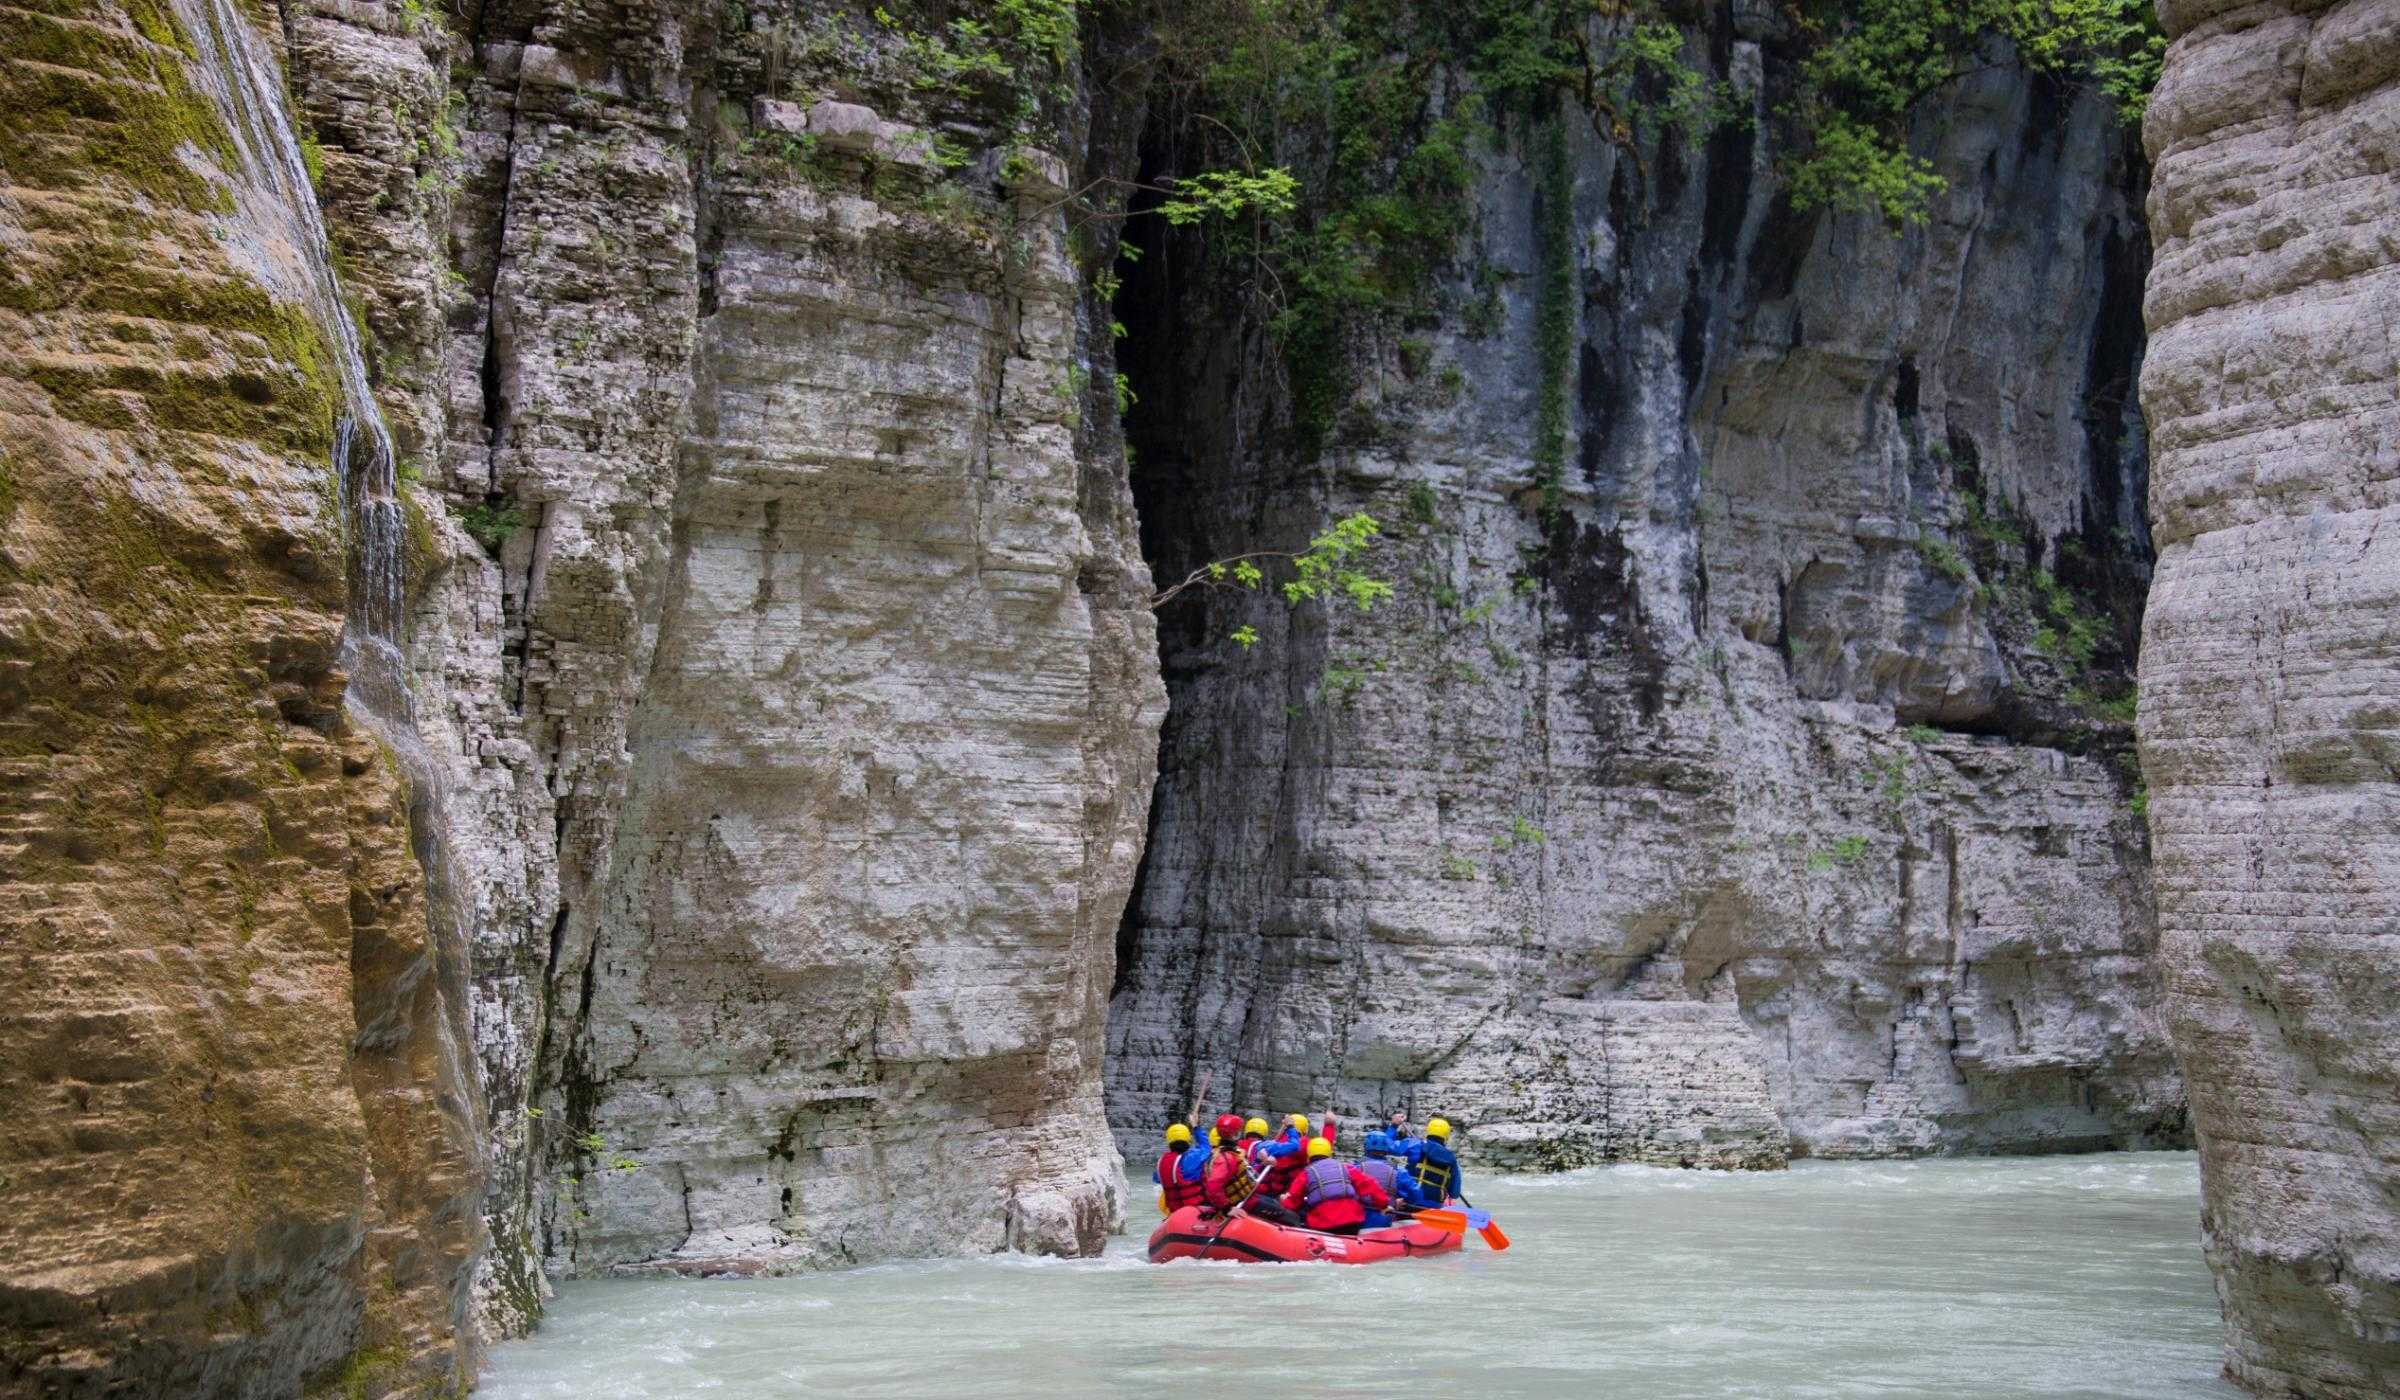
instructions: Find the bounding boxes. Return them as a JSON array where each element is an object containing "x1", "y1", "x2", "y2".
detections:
[
  {"x1": 0, "y1": 0, "x2": 482, "y2": 1392},
  {"x1": 1106, "y1": 25, "x2": 2184, "y2": 1171},
  {"x1": 2140, "y1": 0, "x2": 2400, "y2": 1393},
  {"x1": 5, "y1": 0, "x2": 1160, "y2": 1391}
]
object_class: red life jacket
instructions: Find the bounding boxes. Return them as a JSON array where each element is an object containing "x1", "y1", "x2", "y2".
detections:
[
  {"x1": 1203, "y1": 1147, "x2": 1256, "y2": 1210},
  {"x1": 1258, "y1": 1138, "x2": 1306, "y2": 1197},
  {"x1": 1296, "y1": 1158, "x2": 1367, "y2": 1230},
  {"x1": 1158, "y1": 1149, "x2": 1205, "y2": 1211}
]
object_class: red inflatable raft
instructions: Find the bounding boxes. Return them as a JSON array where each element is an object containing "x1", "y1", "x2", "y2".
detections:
[{"x1": 1145, "y1": 1206, "x2": 1462, "y2": 1265}]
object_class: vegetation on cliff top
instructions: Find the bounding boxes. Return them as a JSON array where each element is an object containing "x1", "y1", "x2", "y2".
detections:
[
  {"x1": 1116, "y1": 0, "x2": 2161, "y2": 456},
  {"x1": 1787, "y1": 0, "x2": 2165, "y2": 221}
]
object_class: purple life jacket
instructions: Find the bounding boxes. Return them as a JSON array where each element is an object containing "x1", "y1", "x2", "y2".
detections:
[
  {"x1": 1299, "y1": 1158, "x2": 1357, "y2": 1210},
  {"x1": 1356, "y1": 1158, "x2": 1400, "y2": 1193}
]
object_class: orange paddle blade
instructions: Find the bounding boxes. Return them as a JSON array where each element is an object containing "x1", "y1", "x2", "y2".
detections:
[
  {"x1": 1414, "y1": 1209, "x2": 1469, "y2": 1234},
  {"x1": 1476, "y1": 1219, "x2": 1511, "y2": 1251}
]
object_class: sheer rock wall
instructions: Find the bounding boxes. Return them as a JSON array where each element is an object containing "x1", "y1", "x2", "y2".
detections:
[
  {"x1": 3, "y1": 0, "x2": 1162, "y2": 1392},
  {"x1": 0, "y1": 0, "x2": 483, "y2": 1392},
  {"x1": 1106, "y1": 17, "x2": 2186, "y2": 1170},
  {"x1": 2140, "y1": 0, "x2": 2400, "y2": 1393},
  {"x1": 301, "y1": 0, "x2": 1164, "y2": 1316}
]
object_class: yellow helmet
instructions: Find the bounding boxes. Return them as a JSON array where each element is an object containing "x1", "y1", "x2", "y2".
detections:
[
  {"x1": 1306, "y1": 1136, "x2": 1334, "y2": 1160},
  {"x1": 1208, "y1": 1127, "x2": 1221, "y2": 1147},
  {"x1": 1425, "y1": 1116, "x2": 1451, "y2": 1140},
  {"x1": 1286, "y1": 1113, "x2": 1310, "y2": 1134},
  {"x1": 1244, "y1": 1117, "x2": 1269, "y2": 1138},
  {"x1": 1165, "y1": 1122, "x2": 1193, "y2": 1147}
]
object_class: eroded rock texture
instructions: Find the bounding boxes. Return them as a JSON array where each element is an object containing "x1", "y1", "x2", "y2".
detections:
[
  {"x1": 285, "y1": 0, "x2": 1163, "y2": 1311},
  {"x1": 2141, "y1": 0, "x2": 2400, "y2": 1393},
  {"x1": 4, "y1": 0, "x2": 1160, "y2": 1390},
  {"x1": 1107, "y1": 18, "x2": 2185, "y2": 1170},
  {"x1": 0, "y1": 0, "x2": 482, "y2": 1393}
]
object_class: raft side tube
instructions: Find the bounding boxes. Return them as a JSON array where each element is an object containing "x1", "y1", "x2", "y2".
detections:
[{"x1": 1144, "y1": 1206, "x2": 1463, "y2": 1265}]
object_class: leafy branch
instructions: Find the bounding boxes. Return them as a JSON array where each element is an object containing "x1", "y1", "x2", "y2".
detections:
[
  {"x1": 1786, "y1": 0, "x2": 2166, "y2": 224},
  {"x1": 1150, "y1": 512, "x2": 1394, "y2": 649}
]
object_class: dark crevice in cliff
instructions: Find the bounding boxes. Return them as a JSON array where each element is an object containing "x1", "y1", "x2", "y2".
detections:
[{"x1": 1104, "y1": 13, "x2": 2170, "y2": 1167}]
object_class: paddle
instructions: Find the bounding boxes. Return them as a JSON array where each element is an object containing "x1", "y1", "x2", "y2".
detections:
[
  {"x1": 1184, "y1": 1068, "x2": 1211, "y2": 1129},
  {"x1": 1473, "y1": 1213, "x2": 1511, "y2": 1251},
  {"x1": 1413, "y1": 1207, "x2": 1511, "y2": 1251}
]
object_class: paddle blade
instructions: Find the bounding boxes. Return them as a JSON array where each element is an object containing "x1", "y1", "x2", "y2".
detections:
[
  {"x1": 1477, "y1": 1219, "x2": 1511, "y2": 1251},
  {"x1": 1414, "y1": 1208, "x2": 1469, "y2": 1234}
]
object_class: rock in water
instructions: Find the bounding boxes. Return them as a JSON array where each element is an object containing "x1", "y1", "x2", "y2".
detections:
[{"x1": 2141, "y1": 0, "x2": 2400, "y2": 1393}]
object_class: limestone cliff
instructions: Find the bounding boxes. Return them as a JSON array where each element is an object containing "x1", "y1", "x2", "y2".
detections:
[
  {"x1": 0, "y1": 0, "x2": 483, "y2": 1392},
  {"x1": 4, "y1": 0, "x2": 1161, "y2": 1392},
  {"x1": 1106, "y1": 12, "x2": 2185, "y2": 1169},
  {"x1": 2140, "y1": 0, "x2": 2400, "y2": 1393},
  {"x1": 287, "y1": 0, "x2": 1164, "y2": 1322}
]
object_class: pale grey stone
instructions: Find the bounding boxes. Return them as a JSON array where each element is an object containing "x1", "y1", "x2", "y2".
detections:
[{"x1": 2141, "y1": 1, "x2": 2400, "y2": 1394}]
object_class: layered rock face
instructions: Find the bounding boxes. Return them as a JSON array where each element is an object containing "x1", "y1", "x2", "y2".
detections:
[
  {"x1": 0, "y1": 0, "x2": 482, "y2": 1392},
  {"x1": 2140, "y1": 0, "x2": 2400, "y2": 1393},
  {"x1": 1107, "y1": 19, "x2": 2185, "y2": 1169},
  {"x1": 5, "y1": 0, "x2": 1160, "y2": 1391},
  {"x1": 289, "y1": 0, "x2": 1162, "y2": 1315}
]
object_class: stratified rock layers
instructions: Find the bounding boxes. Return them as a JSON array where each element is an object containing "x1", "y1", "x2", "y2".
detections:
[
  {"x1": 2141, "y1": 1, "x2": 2400, "y2": 1393},
  {"x1": 1107, "y1": 26, "x2": 2184, "y2": 1169},
  {"x1": 1, "y1": 0, "x2": 1162, "y2": 1390},
  {"x1": 0, "y1": 0, "x2": 481, "y2": 1393},
  {"x1": 295, "y1": 0, "x2": 1164, "y2": 1309},
  {"x1": 539, "y1": 157, "x2": 1162, "y2": 1275}
]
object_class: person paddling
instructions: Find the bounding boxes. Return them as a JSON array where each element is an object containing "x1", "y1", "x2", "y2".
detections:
[
  {"x1": 1254, "y1": 1113, "x2": 1312, "y2": 1199},
  {"x1": 1239, "y1": 1117, "x2": 1272, "y2": 1178},
  {"x1": 1200, "y1": 1113, "x2": 1259, "y2": 1216},
  {"x1": 1409, "y1": 1117, "x2": 1465, "y2": 1207},
  {"x1": 1154, "y1": 1122, "x2": 1207, "y2": 1215},
  {"x1": 1353, "y1": 1132, "x2": 1410, "y2": 1227},
  {"x1": 1282, "y1": 1136, "x2": 1390, "y2": 1236}
]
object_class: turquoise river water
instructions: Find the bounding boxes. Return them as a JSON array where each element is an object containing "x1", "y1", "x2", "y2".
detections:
[{"x1": 480, "y1": 1152, "x2": 2235, "y2": 1399}]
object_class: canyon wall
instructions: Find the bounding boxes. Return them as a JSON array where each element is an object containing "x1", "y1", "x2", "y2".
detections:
[
  {"x1": 4, "y1": 0, "x2": 1160, "y2": 1392},
  {"x1": 2141, "y1": 0, "x2": 2400, "y2": 1393},
  {"x1": 1106, "y1": 13, "x2": 2186, "y2": 1169},
  {"x1": 0, "y1": 0, "x2": 484, "y2": 1391},
  {"x1": 290, "y1": 0, "x2": 1164, "y2": 1335}
]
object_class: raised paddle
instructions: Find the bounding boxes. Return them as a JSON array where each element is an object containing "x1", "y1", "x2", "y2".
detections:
[{"x1": 1185, "y1": 1068, "x2": 1212, "y2": 1128}]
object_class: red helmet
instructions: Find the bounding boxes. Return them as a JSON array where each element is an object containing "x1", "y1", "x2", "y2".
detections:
[{"x1": 1214, "y1": 1113, "x2": 1245, "y2": 1145}]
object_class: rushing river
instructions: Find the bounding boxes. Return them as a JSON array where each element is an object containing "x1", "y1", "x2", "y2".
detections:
[{"x1": 480, "y1": 1153, "x2": 2233, "y2": 1399}]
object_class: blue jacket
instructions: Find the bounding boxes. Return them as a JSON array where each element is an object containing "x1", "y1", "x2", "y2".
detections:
[
  {"x1": 1151, "y1": 1144, "x2": 1209, "y2": 1185},
  {"x1": 1410, "y1": 1137, "x2": 1463, "y2": 1204},
  {"x1": 1361, "y1": 1130, "x2": 1437, "y2": 1206}
]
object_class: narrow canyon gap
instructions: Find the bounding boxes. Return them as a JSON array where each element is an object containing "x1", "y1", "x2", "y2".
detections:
[
  {"x1": 1105, "y1": 6, "x2": 2179, "y2": 1171},
  {"x1": 1, "y1": 2, "x2": 2396, "y2": 1398}
]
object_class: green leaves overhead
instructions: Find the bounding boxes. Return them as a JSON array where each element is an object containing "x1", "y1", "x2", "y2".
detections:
[
  {"x1": 1158, "y1": 167, "x2": 1301, "y2": 226},
  {"x1": 1786, "y1": 0, "x2": 2166, "y2": 222}
]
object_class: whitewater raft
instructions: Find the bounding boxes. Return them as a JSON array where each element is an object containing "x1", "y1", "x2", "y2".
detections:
[{"x1": 1145, "y1": 1205, "x2": 1462, "y2": 1265}]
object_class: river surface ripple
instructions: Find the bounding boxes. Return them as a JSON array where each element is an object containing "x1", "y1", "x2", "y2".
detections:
[{"x1": 480, "y1": 1152, "x2": 2234, "y2": 1398}]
